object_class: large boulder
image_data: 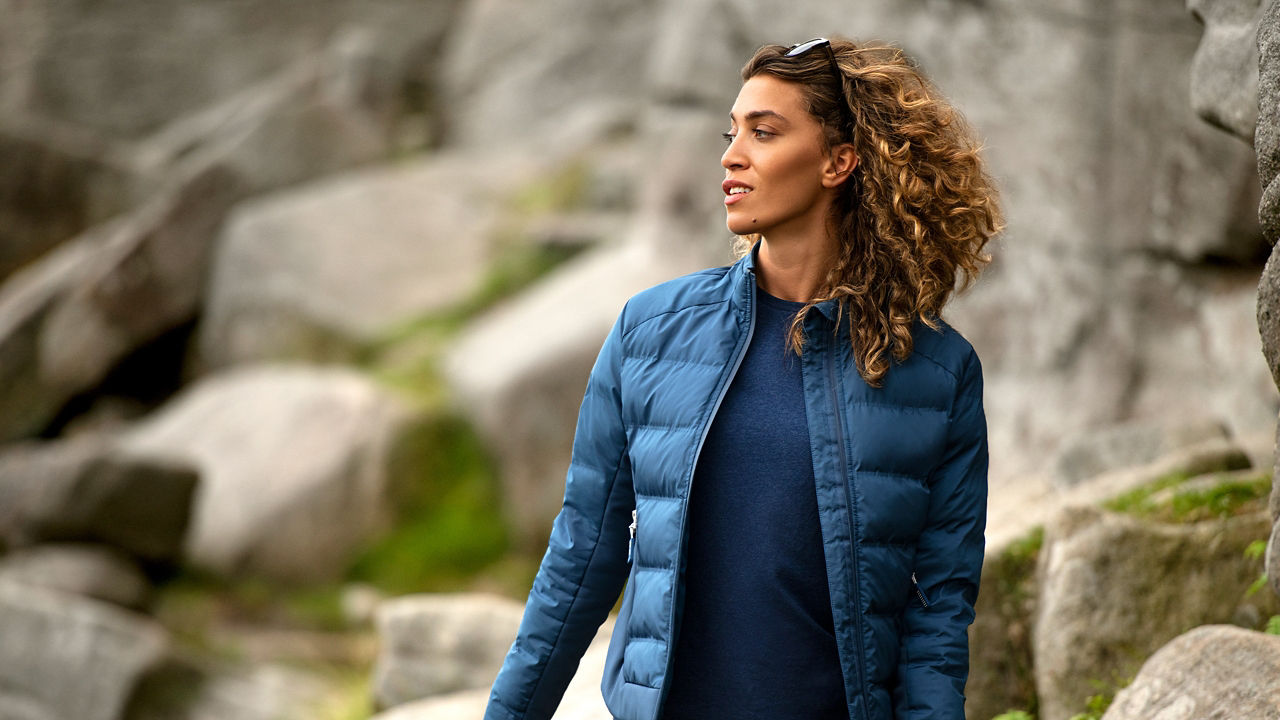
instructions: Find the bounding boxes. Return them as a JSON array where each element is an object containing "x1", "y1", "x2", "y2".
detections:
[
  {"x1": 370, "y1": 614, "x2": 615, "y2": 720},
  {"x1": 0, "y1": 580, "x2": 167, "y2": 720},
  {"x1": 372, "y1": 593, "x2": 526, "y2": 709},
  {"x1": 119, "y1": 364, "x2": 423, "y2": 583},
  {"x1": 0, "y1": 0, "x2": 458, "y2": 141},
  {"x1": 438, "y1": 0, "x2": 658, "y2": 152},
  {"x1": 1103, "y1": 625, "x2": 1280, "y2": 720},
  {"x1": 1187, "y1": 0, "x2": 1266, "y2": 142},
  {"x1": 443, "y1": 239, "x2": 713, "y2": 547},
  {"x1": 0, "y1": 165, "x2": 245, "y2": 443},
  {"x1": 0, "y1": 125, "x2": 141, "y2": 282},
  {"x1": 196, "y1": 152, "x2": 543, "y2": 369},
  {"x1": 0, "y1": 543, "x2": 152, "y2": 611},
  {"x1": 0, "y1": 433, "x2": 197, "y2": 561},
  {"x1": 1050, "y1": 417, "x2": 1231, "y2": 488},
  {"x1": 1033, "y1": 502, "x2": 1279, "y2": 720},
  {"x1": 1259, "y1": 0, "x2": 1280, "y2": 241},
  {"x1": 124, "y1": 652, "x2": 334, "y2": 720}
]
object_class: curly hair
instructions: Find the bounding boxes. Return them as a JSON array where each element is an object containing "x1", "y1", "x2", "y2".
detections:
[{"x1": 735, "y1": 38, "x2": 1004, "y2": 387}]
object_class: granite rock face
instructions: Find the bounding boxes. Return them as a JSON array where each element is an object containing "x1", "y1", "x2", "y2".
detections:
[{"x1": 1033, "y1": 504, "x2": 1279, "y2": 720}]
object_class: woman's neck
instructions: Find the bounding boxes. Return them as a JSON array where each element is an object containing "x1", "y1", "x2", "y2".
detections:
[{"x1": 754, "y1": 233, "x2": 837, "y2": 303}]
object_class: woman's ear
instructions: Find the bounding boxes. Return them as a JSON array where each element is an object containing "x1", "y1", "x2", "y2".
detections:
[{"x1": 823, "y1": 143, "x2": 859, "y2": 187}]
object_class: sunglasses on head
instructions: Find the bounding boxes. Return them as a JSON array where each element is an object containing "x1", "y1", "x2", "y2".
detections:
[
  {"x1": 786, "y1": 37, "x2": 842, "y2": 81},
  {"x1": 785, "y1": 38, "x2": 853, "y2": 138}
]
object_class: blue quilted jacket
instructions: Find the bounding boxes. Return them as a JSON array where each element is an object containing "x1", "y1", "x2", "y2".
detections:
[{"x1": 485, "y1": 241, "x2": 988, "y2": 720}]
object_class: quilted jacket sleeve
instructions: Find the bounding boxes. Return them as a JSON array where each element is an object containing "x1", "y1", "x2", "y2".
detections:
[
  {"x1": 484, "y1": 309, "x2": 636, "y2": 720},
  {"x1": 894, "y1": 347, "x2": 988, "y2": 719}
]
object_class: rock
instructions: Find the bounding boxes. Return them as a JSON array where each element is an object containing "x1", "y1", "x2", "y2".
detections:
[
  {"x1": 1259, "y1": 0, "x2": 1280, "y2": 241},
  {"x1": 1269, "y1": 519, "x2": 1280, "y2": 597},
  {"x1": 0, "y1": 125, "x2": 141, "y2": 282},
  {"x1": 124, "y1": 652, "x2": 333, "y2": 720},
  {"x1": 370, "y1": 615, "x2": 615, "y2": 719},
  {"x1": 119, "y1": 364, "x2": 422, "y2": 583},
  {"x1": 1, "y1": 0, "x2": 458, "y2": 141},
  {"x1": 0, "y1": 580, "x2": 167, "y2": 720},
  {"x1": 0, "y1": 433, "x2": 197, "y2": 561},
  {"x1": 1258, "y1": 243, "x2": 1280, "y2": 389},
  {"x1": 1033, "y1": 504, "x2": 1280, "y2": 720},
  {"x1": 1102, "y1": 625, "x2": 1280, "y2": 720},
  {"x1": 1187, "y1": 0, "x2": 1265, "y2": 143},
  {"x1": 196, "y1": 152, "x2": 541, "y2": 369},
  {"x1": 1051, "y1": 418, "x2": 1232, "y2": 488},
  {"x1": 0, "y1": 164, "x2": 245, "y2": 443},
  {"x1": 442, "y1": 240, "x2": 709, "y2": 547},
  {"x1": 965, "y1": 528, "x2": 1042, "y2": 720},
  {"x1": 0, "y1": 543, "x2": 151, "y2": 611},
  {"x1": 371, "y1": 593, "x2": 525, "y2": 708},
  {"x1": 438, "y1": 0, "x2": 656, "y2": 152}
]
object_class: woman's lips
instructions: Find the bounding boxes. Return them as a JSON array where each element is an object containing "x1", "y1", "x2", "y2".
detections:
[{"x1": 723, "y1": 180, "x2": 753, "y2": 206}]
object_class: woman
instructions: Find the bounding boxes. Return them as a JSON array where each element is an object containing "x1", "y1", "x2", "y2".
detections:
[{"x1": 485, "y1": 36, "x2": 1003, "y2": 720}]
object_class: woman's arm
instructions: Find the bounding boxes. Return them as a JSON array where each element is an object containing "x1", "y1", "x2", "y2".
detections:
[
  {"x1": 893, "y1": 347, "x2": 988, "y2": 719},
  {"x1": 485, "y1": 311, "x2": 636, "y2": 720}
]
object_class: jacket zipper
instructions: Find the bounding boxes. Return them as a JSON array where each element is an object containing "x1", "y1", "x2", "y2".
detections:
[
  {"x1": 911, "y1": 572, "x2": 931, "y2": 609},
  {"x1": 657, "y1": 273, "x2": 757, "y2": 713},
  {"x1": 827, "y1": 340, "x2": 870, "y2": 720}
]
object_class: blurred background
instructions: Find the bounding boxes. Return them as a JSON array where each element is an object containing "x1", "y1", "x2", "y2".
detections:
[{"x1": 1, "y1": 0, "x2": 1278, "y2": 719}]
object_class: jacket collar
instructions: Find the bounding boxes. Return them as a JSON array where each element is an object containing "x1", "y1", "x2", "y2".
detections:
[{"x1": 733, "y1": 239, "x2": 842, "y2": 323}]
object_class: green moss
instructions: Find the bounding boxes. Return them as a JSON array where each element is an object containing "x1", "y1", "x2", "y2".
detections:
[
  {"x1": 509, "y1": 160, "x2": 591, "y2": 214},
  {"x1": 1165, "y1": 475, "x2": 1271, "y2": 522},
  {"x1": 1267, "y1": 615, "x2": 1280, "y2": 635},
  {"x1": 1104, "y1": 471, "x2": 1271, "y2": 523},
  {"x1": 348, "y1": 413, "x2": 509, "y2": 594},
  {"x1": 1102, "y1": 471, "x2": 1191, "y2": 515}
]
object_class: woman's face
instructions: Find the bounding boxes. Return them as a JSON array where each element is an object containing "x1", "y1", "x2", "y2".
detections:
[{"x1": 721, "y1": 74, "x2": 835, "y2": 239}]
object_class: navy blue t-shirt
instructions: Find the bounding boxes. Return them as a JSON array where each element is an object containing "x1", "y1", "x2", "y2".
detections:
[{"x1": 661, "y1": 283, "x2": 847, "y2": 719}]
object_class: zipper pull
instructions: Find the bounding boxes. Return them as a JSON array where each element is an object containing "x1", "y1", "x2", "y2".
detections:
[
  {"x1": 911, "y1": 572, "x2": 930, "y2": 609},
  {"x1": 627, "y1": 509, "x2": 637, "y2": 563}
]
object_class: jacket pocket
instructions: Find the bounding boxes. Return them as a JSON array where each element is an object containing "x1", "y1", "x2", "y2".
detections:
[
  {"x1": 910, "y1": 572, "x2": 931, "y2": 609},
  {"x1": 627, "y1": 509, "x2": 637, "y2": 563}
]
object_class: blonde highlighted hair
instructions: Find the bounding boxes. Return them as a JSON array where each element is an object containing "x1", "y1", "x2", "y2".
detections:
[{"x1": 735, "y1": 38, "x2": 1004, "y2": 387}]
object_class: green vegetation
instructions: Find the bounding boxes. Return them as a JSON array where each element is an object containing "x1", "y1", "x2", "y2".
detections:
[
  {"x1": 1267, "y1": 615, "x2": 1280, "y2": 636},
  {"x1": 509, "y1": 159, "x2": 591, "y2": 215},
  {"x1": 1066, "y1": 692, "x2": 1112, "y2": 720},
  {"x1": 348, "y1": 413, "x2": 509, "y2": 594},
  {"x1": 991, "y1": 711, "x2": 1035, "y2": 720},
  {"x1": 1246, "y1": 540, "x2": 1269, "y2": 597},
  {"x1": 1103, "y1": 470, "x2": 1271, "y2": 523},
  {"x1": 978, "y1": 526, "x2": 1043, "y2": 719}
]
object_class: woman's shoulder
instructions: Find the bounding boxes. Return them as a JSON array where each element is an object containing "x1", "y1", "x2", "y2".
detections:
[
  {"x1": 908, "y1": 315, "x2": 982, "y2": 386},
  {"x1": 616, "y1": 263, "x2": 740, "y2": 336}
]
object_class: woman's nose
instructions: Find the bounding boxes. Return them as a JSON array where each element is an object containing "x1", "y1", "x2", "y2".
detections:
[{"x1": 721, "y1": 137, "x2": 745, "y2": 170}]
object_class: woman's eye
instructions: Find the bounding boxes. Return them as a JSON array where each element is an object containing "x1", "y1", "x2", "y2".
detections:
[
  {"x1": 721, "y1": 132, "x2": 736, "y2": 144},
  {"x1": 752, "y1": 128, "x2": 773, "y2": 139}
]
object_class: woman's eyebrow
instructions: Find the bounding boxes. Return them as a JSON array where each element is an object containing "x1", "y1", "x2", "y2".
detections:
[{"x1": 728, "y1": 109, "x2": 790, "y2": 124}]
